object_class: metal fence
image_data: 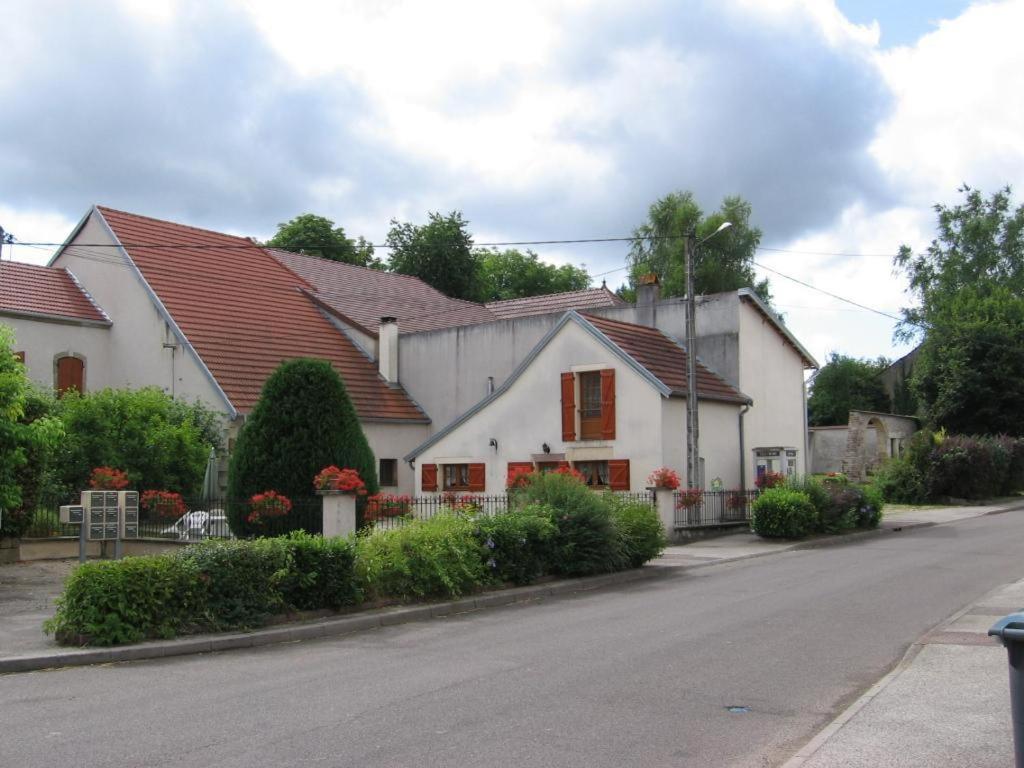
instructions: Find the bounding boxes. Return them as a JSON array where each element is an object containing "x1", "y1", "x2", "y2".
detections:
[
  {"x1": 366, "y1": 494, "x2": 510, "y2": 531},
  {"x1": 673, "y1": 490, "x2": 759, "y2": 528}
]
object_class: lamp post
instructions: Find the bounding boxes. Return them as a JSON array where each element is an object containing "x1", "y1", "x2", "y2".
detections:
[{"x1": 685, "y1": 221, "x2": 732, "y2": 489}]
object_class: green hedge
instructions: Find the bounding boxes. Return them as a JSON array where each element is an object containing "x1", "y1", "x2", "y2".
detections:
[
  {"x1": 608, "y1": 496, "x2": 667, "y2": 568},
  {"x1": 751, "y1": 488, "x2": 817, "y2": 539},
  {"x1": 476, "y1": 505, "x2": 557, "y2": 585}
]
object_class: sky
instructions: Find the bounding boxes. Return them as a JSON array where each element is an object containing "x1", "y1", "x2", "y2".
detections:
[{"x1": 1, "y1": 0, "x2": 1021, "y2": 366}]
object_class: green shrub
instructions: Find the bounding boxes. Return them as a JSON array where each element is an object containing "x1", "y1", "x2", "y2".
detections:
[
  {"x1": 279, "y1": 531, "x2": 360, "y2": 610},
  {"x1": 751, "y1": 488, "x2": 817, "y2": 539},
  {"x1": 608, "y1": 497, "x2": 666, "y2": 568},
  {"x1": 355, "y1": 513, "x2": 487, "y2": 600},
  {"x1": 860, "y1": 485, "x2": 884, "y2": 529},
  {"x1": 872, "y1": 457, "x2": 926, "y2": 504},
  {"x1": 23, "y1": 508, "x2": 62, "y2": 538},
  {"x1": 925, "y1": 434, "x2": 1013, "y2": 500},
  {"x1": 784, "y1": 476, "x2": 828, "y2": 529},
  {"x1": 45, "y1": 556, "x2": 203, "y2": 646},
  {"x1": 227, "y1": 359, "x2": 377, "y2": 537},
  {"x1": 177, "y1": 538, "x2": 292, "y2": 629},
  {"x1": 475, "y1": 505, "x2": 557, "y2": 585}
]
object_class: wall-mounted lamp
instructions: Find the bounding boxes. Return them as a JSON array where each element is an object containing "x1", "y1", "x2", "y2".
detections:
[
  {"x1": 489, "y1": 438, "x2": 499, "y2": 451},
  {"x1": 542, "y1": 442, "x2": 551, "y2": 454}
]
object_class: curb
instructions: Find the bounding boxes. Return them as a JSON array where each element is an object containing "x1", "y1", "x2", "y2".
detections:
[{"x1": 0, "y1": 566, "x2": 669, "y2": 675}]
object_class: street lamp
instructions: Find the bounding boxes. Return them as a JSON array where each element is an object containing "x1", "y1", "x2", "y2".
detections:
[{"x1": 685, "y1": 221, "x2": 732, "y2": 489}]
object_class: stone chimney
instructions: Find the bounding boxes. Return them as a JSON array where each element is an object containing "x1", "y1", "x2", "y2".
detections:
[
  {"x1": 636, "y1": 273, "x2": 660, "y2": 328},
  {"x1": 378, "y1": 316, "x2": 399, "y2": 384}
]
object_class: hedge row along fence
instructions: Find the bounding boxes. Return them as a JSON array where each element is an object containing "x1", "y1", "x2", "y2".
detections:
[
  {"x1": 45, "y1": 474, "x2": 667, "y2": 647},
  {"x1": 750, "y1": 474, "x2": 883, "y2": 540}
]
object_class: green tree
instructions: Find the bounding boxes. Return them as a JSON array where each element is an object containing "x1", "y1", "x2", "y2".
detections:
[
  {"x1": 477, "y1": 248, "x2": 591, "y2": 301},
  {"x1": 895, "y1": 185, "x2": 1024, "y2": 434},
  {"x1": 267, "y1": 213, "x2": 380, "y2": 268},
  {"x1": 226, "y1": 359, "x2": 378, "y2": 537},
  {"x1": 385, "y1": 211, "x2": 481, "y2": 300},
  {"x1": 54, "y1": 388, "x2": 220, "y2": 497},
  {"x1": 807, "y1": 353, "x2": 891, "y2": 426},
  {"x1": 626, "y1": 192, "x2": 773, "y2": 305}
]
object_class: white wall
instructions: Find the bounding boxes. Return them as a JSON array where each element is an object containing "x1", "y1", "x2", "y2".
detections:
[
  {"x1": 700, "y1": 400, "x2": 743, "y2": 489},
  {"x1": 413, "y1": 320, "x2": 668, "y2": 494},
  {"x1": 4, "y1": 315, "x2": 110, "y2": 392},
  {"x1": 363, "y1": 422, "x2": 430, "y2": 495},
  {"x1": 738, "y1": 299, "x2": 810, "y2": 482}
]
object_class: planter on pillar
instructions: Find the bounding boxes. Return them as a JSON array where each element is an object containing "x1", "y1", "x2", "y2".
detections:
[
  {"x1": 318, "y1": 491, "x2": 357, "y2": 538},
  {"x1": 649, "y1": 486, "x2": 677, "y2": 539}
]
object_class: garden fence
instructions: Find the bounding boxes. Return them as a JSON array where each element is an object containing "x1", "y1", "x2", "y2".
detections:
[{"x1": 673, "y1": 490, "x2": 759, "y2": 528}]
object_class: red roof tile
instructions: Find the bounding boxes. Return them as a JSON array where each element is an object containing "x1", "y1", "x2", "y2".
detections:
[
  {"x1": 0, "y1": 260, "x2": 109, "y2": 324},
  {"x1": 486, "y1": 287, "x2": 626, "y2": 319},
  {"x1": 581, "y1": 313, "x2": 748, "y2": 404},
  {"x1": 95, "y1": 207, "x2": 427, "y2": 421},
  {"x1": 269, "y1": 249, "x2": 497, "y2": 334}
]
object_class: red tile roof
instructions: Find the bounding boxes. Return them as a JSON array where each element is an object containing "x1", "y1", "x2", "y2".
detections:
[
  {"x1": 486, "y1": 287, "x2": 626, "y2": 319},
  {"x1": 94, "y1": 207, "x2": 427, "y2": 421},
  {"x1": 269, "y1": 249, "x2": 497, "y2": 334},
  {"x1": 582, "y1": 313, "x2": 749, "y2": 404},
  {"x1": 0, "y1": 260, "x2": 110, "y2": 324}
]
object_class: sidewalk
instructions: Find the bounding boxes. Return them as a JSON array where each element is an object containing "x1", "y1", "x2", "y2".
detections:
[
  {"x1": 783, "y1": 575, "x2": 1023, "y2": 767},
  {"x1": 0, "y1": 500, "x2": 1018, "y2": 674}
]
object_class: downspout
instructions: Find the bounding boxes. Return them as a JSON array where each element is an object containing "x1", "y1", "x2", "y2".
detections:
[
  {"x1": 738, "y1": 403, "x2": 751, "y2": 490},
  {"x1": 802, "y1": 375, "x2": 811, "y2": 476}
]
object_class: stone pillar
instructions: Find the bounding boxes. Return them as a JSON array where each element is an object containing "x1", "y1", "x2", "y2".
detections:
[
  {"x1": 652, "y1": 487, "x2": 677, "y2": 541},
  {"x1": 319, "y1": 491, "x2": 357, "y2": 538}
]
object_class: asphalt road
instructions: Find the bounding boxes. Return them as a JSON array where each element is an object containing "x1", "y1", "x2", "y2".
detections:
[{"x1": 3, "y1": 511, "x2": 1024, "y2": 768}]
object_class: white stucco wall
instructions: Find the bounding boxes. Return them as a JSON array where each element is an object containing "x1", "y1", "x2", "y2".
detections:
[
  {"x1": 700, "y1": 400, "x2": 742, "y2": 489},
  {"x1": 738, "y1": 300, "x2": 810, "y2": 482},
  {"x1": 411, "y1": 320, "x2": 670, "y2": 494},
  {"x1": 363, "y1": 422, "x2": 430, "y2": 495},
  {"x1": 3, "y1": 314, "x2": 110, "y2": 393},
  {"x1": 52, "y1": 212, "x2": 230, "y2": 414}
]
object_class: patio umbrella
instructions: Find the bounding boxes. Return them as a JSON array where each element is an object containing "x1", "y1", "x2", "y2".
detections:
[{"x1": 201, "y1": 447, "x2": 219, "y2": 504}]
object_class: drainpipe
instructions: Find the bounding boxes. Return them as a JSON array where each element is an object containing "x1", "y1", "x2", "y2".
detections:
[{"x1": 738, "y1": 403, "x2": 751, "y2": 490}]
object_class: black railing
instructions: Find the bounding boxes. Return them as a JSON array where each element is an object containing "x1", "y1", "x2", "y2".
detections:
[
  {"x1": 139, "y1": 497, "x2": 323, "y2": 540},
  {"x1": 367, "y1": 494, "x2": 511, "y2": 531},
  {"x1": 673, "y1": 490, "x2": 759, "y2": 528},
  {"x1": 608, "y1": 490, "x2": 657, "y2": 507}
]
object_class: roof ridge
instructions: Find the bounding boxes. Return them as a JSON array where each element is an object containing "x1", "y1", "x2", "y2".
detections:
[
  {"x1": 0, "y1": 259, "x2": 66, "y2": 273},
  {"x1": 96, "y1": 205, "x2": 255, "y2": 245},
  {"x1": 485, "y1": 285, "x2": 608, "y2": 306}
]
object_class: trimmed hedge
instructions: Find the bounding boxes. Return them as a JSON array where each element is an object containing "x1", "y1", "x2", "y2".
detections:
[
  {"x1": 476, "y1": 505, "x2": 557, "y2": 585},
  {"x1": 608, "y1": 496, "x2": 667, "y2": 568},
  {"x1": 751, "y1": 488, "x2": 817, "y2": 539}
]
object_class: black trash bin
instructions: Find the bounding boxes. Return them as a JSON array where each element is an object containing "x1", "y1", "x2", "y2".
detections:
[{"x1": 990, "y1": 613, "x2": 1024, "y2": 767}]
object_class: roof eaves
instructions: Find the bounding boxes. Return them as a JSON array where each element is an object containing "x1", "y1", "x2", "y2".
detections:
[
  {"x1": 0, "y1": 308, "x2": 112, "y2": 328},
  {"x1": 738, "y1": 288, "x2": 819, "y2": 369},
  {"x1": 571, "y1": 313, "x2": 673, "y2": 398},
  {"x1": 92, "y1": 208, "x2": 239, "y2": 420},
  {"x1": 46, "y1": 206, "x2": 96, "y2": 267}
]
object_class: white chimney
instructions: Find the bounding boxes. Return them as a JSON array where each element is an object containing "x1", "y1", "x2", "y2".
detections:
[{"x1": 378, "y1": 316, "x2": 399, "y2": 384}]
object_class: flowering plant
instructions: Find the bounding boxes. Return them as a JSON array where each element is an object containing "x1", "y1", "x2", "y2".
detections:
[
  {"x1": 755, "y1": 470, "x2": 785, "y2": 490},
  {"x1": 506, "y1": 465, "x2": 535, "y2": 489},
  {"x1": 141, "y1": 490, "x2": 186, "y2": 519},
  {"x1": 89, "y1": 466, "x2": 129, "y2": 490},
  {"x1": 314, "y1": 466, "x2": 367, "y2": 495},
  {"x1": 247, "y1": 490, "x2": 292, "y2": 524},
  {"x1": 675, "y1": 488, "x2": 703, "y2": 510},
  {"x1": 552, "y1": 465, "x2": 586, "y2": 483},
  {"x1": 441, "y1": 492, "x2": 482, "y2": 514},
  {"x1": 365, "y1": 493, "x2": 413, "y2": 521},
  {"x1": 647, "y1": 467, "x2": 681, "y2": 489}
]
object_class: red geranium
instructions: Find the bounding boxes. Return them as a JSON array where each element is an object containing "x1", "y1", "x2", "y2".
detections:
[
  {"x1": 755, "y1": 471, "x2": 785, "y2": 490},
  {"x1": 647, "y1": 467, "x2": 681, "y2": 490},
  {"x1": 675, "y1": 488, "x2": 704, "y2": 510},
  {"x1": 247, "y1": 491, "x2": 292, "y2": 524},
  {"x1": 89, "y1": 467, "x2": 129, "y2": 490},
  {"x1": 141, "y1": 490, "x2": 186, "y2": 519},
  {"x1": 365, "y1": 493, "x2": 412, "y2": 521},
  {"x1": 314, "y1": 466, "x2": 368, "y2": 495},
  {"x1": 506, "y1": 465, "x2": 535, "y2": 489},
  {"x1": 552, "y1": 465, "x2": 586, "y2": 483}
]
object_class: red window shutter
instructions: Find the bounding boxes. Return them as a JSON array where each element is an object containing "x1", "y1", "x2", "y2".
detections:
[
  {"x1": 421, "y1": 463, "x2": 438, "y2": 492},
  {"x1": 608, "y1": 459, "x2": 630, "y2": 491},
  {"x1": 56, "y1": 356, "x2": 84, "y2": 396},
  {"x1": 507, "y1": 462, "x2": 534, "y2": 484},
  {"x1": 468, "y1": 463, "x2": 486, "y2": 492},
  {"x1": 560, "y1": 372, "x2": 576, "y2": 441},
  {"x1": 600, "y1": 369, "x2": 616, "y2": 440}
]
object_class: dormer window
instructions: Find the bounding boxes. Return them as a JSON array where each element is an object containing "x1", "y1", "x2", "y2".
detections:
[{"x1": 560, "y1": 369, "x2": 616, "y2": 442}]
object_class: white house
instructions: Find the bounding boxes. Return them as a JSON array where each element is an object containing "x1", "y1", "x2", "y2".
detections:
[{"x1": 404, "y1": 311, "x2": 751, "y2": 495}]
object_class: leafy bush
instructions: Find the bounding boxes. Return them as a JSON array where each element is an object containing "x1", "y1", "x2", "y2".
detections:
[
  {"x1": 227, "y1": 359, "x2": 377, "y2": 537},
  {"x1": 860, "y1": 485, "x2": 884, "y2": 529},
  {"x1": 45, "y1": 556, "x2": 204, "y2": 646},
  {"x1": 177, "y1": 538, "x2": 292, "y2": 629},
  {"x1": 871, "y1": 457, "x2": 926, "y2": 504},
  {"x1": 784, "y1": 476, "x2": 829, "y2": 528},
  {"x1": 278, "y1": 531, "x2": 360, "y2": 610},
  {"x1": 476, "y1": 505, "x2": 557, "y2": 585},
  {"x1": 512, "y1": 471, "x2": 626, "y2": 575},
  {"x1": 355, "y1": 513, "x2": 486, "y2": 600},
  {"x1": 751, "y1": 488, "x2": 817, "y2": 539},
  {"x1": 608, "y1": 497, "x2": 666, "y2": 567},
  {"x1": 925, "y1": 434, "x2": 1013, "y2": 500}
]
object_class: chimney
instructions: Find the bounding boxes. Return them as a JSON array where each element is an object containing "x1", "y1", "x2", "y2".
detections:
[
  {"x1": 378, "y1": 316, "x2": 399, "y2": 384},
  {"x1": 636, "y1": 273, "x2": 660, "y2": 328}
]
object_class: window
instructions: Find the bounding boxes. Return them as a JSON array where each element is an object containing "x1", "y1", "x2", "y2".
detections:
[
  {"x1": 56, "y1": 355, "x2": 84, "y2": 396},
  {"x1": 444, "y1": 464, "x2": 470, "y2": 491},
  {"x1": 379, "y1": 459, "x2": 398, "y2": 487},
  {"x1": 579, "y1": 371, "x2": 603, "y2": 440},
  {"x1": 575, "y1": 461, "x2": 609, "y2": 488},
  {"x1": 561, "y1": 369, "x2": 616, "y2": 442}
]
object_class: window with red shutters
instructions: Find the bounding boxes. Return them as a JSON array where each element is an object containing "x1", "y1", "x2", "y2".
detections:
[
  {"x1": 421, "y1": 463, "x2": 438, "y2": 492},
  {"x1": 608, "y1": 459, "x2": 630, "y2": 490},
  {"x1": 579, "y1": 371, "x2": 602, "y2": 440},
  {"x1": 56, "y1": 355, "x2": 84, "y2": 396},
  {"x1": 467, "y1": 463, "x2": 486, "y2": 492},
  {"x1": 560, "y1": 372, "x2": 576, "y2": 441}
]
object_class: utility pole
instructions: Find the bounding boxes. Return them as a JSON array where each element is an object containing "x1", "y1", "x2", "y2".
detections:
[{"x1": 684, "y1": 231, "x2": 700, "y2": 489}]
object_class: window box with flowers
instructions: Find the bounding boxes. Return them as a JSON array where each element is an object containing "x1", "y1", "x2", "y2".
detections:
[
  {"x1": 314, "y1": 466, "x2": 368, "y2": 496},
  {"x1": 647, "y1": 467, "x2": 681, "y2": 490}
]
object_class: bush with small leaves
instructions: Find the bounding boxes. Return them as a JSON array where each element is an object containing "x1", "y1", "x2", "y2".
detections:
[
  {"x1": 751, "y1": 488, "x2": 817, "y2": 539},
  {"x1": 475, "y1": 505, "x2": 557, "y2": 585},
  {"x1": 608, "y1": 496, "x2": 666, "y2": 568}
]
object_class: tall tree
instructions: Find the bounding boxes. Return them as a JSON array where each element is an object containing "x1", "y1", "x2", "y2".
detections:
[
  {"x1": 626, "y1": 192, "x2": 772, "y2": 305},
  {"x1": 807, "y1": 353, "x2": 891, "y2": 426},
  {"x1": 267, "y1": 213, "x2": 380, "y2": 268},
  {"x1": 385, "y1": 211, "x2": 480, "y2": 300},
  {"x1": 895, "y1": 185, "x2": 1024, "y2": 435},
  {"x1": 477, "y1": 248, "x2": 591, "y2": 302}
]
